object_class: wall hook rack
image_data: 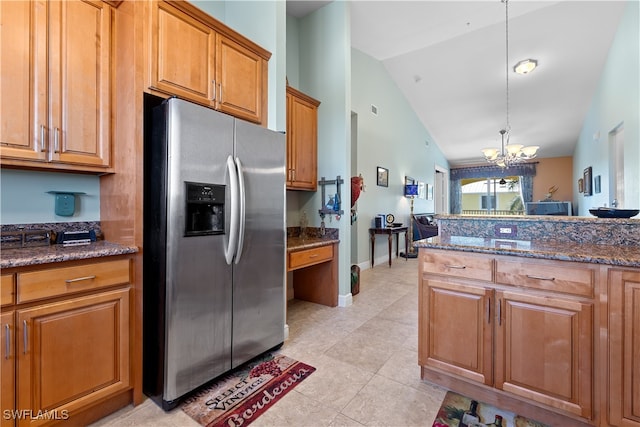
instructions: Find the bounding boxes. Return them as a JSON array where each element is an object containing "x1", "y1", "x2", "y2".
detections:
[{"x1": 318, "y1": 176, "x2": 345, "y2": 218}]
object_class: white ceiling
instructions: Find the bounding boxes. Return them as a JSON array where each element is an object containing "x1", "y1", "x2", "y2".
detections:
[{"x1": 286, "y1": 1, "x2": 629, "y2": 166}]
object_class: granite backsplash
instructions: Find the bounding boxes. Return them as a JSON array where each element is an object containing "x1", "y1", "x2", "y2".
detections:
[{"x1": 435, "y1": 215, "x2": 640, "y2": 246}]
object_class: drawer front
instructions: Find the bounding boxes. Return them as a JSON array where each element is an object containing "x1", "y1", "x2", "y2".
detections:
[
  {"x1": 495, "y1": 258, "x2": 595, "y2": 297},
  {"x1": 421, "y1": 250, "x2": 493, "y2": 282},
  {"x1": 288, "y1": 245, "x2": 333, "y2": 270},
  {"x1": 1, "y1": 274, "x2": 15, "y2": 306},
  {"x1": 17, "y1": 259, "x2": 131, "y2": 303}
]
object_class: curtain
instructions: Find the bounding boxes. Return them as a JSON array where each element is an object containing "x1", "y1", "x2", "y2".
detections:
[{"x1": 449, "y1": 163, "x2": 537, "y2": 213}]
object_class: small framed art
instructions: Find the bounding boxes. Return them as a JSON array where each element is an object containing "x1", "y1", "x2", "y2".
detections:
[
  {"x1": 583, "y1": 166, "x2": 592, "y2": 196},
  {"x1": 377, "y1": 166, "x2": 388, "y2": 187}
]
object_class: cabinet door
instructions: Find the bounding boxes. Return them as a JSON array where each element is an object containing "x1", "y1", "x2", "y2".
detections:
[
  {"x1": 286, "y1": 87, "x2": 319, "y2": 191},
  {"x1": 494, "y1": 290, "x2": 593, "y2": 419},
  {"x1": 16, "y1": 288, "x2": 130, "y2": 426},
  {"x1": 1, "y1": 312, "x2": 15, "y2": 427},
  {"x1": 419, "y1": 278, "x2": 493, "y2": 385},
  {"x1": 48, "y1": 0, "x2": 112, "y2": 167},
  {"x1": 216, "y1": 35, "x2": 265, "y2": 124},
  {"x1": 608, "y1": 268, "x2": 640, "y2": 426},
  {"x1": 0, "y1": 0, "x2": 48, "y2": 162},
  {"x1": 149, "y1": 1, "x2": 216, "y2": 105}
]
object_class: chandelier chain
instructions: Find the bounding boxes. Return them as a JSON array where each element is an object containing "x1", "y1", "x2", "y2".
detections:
[
  {"x1": 504, "y1": 0, "x2": 510, "y2": 134},
  {"x1": 481, "y1": 0, "x2": 539, "y2": 168}
]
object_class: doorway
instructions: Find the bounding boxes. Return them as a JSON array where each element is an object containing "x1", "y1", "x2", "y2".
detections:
[
  {"x1": 434, "y1": 165, "x2": 448, "y2": 214},
  {"x1": 608, "y1": 123, "x2": 624, "y2": 207}
]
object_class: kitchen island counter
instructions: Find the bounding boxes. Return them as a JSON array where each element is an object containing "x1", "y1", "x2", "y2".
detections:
[{"x1": 415, "y1": 235, "x2": 640, "y2": 267}]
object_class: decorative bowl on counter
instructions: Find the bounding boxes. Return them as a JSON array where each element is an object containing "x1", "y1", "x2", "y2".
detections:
[{"x1": 589, "y1": 207, "x2": 639, "y2": 218}]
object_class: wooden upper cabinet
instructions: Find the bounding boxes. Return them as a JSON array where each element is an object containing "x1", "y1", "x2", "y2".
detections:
[
  {"x1": 148, "y1": 1, "x2": 270, "y2": 125},
  {"x1": 216, "y1": 35, "x2": 265, "y2": 124},
  {"x1": 0, "y1": 0, "x2": 113, "y2": 172},
  {"x1": 150, "y1": 1, "x2": 216, "y2": 102},
  {"x1": 286, "y1": 86, "x2": 320, "y2": 191}
]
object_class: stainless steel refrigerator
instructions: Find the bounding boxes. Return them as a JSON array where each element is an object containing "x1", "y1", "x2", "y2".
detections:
[{"x1": 143, "y1": 97, "x2": 286, "y2": 410}]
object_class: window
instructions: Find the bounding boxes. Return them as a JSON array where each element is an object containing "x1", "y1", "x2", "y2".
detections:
[{"x1": 481, "y1": 195, "x2": 497, "y2": 210}]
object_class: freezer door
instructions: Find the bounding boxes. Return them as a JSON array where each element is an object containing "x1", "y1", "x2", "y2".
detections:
[
  {"x1": 232, "y1": 120, "x2": 286, "y2": 367},
  {"x1": 164, "y1": 98, "x2": 234, "y2": 402}
]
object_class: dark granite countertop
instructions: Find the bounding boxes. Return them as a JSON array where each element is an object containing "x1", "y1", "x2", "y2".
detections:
[
  {"x1": 286, "y1": 226, "x2": 339, "y2": 252},
  {"x1": 414, "y1": 235, "x2": 640, "y2": 268},
  {"x1": 287, "y1": 235, "x2": 340, "y2": 252},
  {"x1": 1, "y1": 241, "x2": 139, "y2": 269}
]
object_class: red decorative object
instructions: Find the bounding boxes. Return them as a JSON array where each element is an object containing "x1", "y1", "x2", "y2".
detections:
[{"x1": 351, "y1": 175, "x2": 363, "y2": 208}]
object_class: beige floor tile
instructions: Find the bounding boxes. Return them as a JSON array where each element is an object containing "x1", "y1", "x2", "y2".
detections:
[
  {"x1": 89, "y1": 258, "x2": 446, "y2": 427},
  {"x1": 341, "y1": 374, "x2": 443, "y2": 427}
]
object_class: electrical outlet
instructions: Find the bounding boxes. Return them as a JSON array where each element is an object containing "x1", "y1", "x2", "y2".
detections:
[{"x1": 495, "y1": 224, "x2": 517, "y2": 238}]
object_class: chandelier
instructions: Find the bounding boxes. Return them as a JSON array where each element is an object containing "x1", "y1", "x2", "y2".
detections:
[{"x1": 482, "y1": 0, "x2": 539, "y2": 168}]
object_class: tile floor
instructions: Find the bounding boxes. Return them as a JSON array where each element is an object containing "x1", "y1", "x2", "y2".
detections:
[{"x1": 91, "y1": 258, "x2": 447, "y2": 427}]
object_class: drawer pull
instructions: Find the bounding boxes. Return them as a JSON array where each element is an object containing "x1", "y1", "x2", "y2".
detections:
[
  {"x1": 4, "y1": 324, "x2": 9, "y2": 359},
  {"x1": 526, "y1": 274, "x2": 555, "y2": 281},
  {"x1": 23, "y1": 320, "x2": 27, "y2": 354},
  {"x1": 65, "y1": 275, "x2": 96, "y2": 284},
  {"x1": 497, "y1": 299, "x2": 502, "y2": 326},
  {"x1": 444, "y1": 264, "x2": 466, "y2": 269},
  {"x1": 308, "y1": 254, "x2": 319, "y2": 258}
]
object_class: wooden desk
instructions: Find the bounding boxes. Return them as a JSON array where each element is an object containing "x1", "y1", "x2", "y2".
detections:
[
  {"x1": 287, "y1": 241, "x2": 339, "y2": 307},
  {"x1": 369, "y1": 226, "x2": 408, "y2": 267}
]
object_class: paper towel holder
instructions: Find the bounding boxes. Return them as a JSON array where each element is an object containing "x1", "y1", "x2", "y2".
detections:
[{"x1": 46, "y1": 191, "x2": 86, "y2": 216}]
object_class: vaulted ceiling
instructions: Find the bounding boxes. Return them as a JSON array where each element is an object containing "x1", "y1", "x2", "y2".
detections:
[{"x1": 287, "y1": 1, "x2": 630, "y2": 166}]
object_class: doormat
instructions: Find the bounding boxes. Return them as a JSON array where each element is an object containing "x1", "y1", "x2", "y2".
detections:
[
  {"x1": 181, "y1": 353, "x2": 315, "y2": 427},
  {"x1": 433, "y1": 391, "x2": 549, "y2": 427}
]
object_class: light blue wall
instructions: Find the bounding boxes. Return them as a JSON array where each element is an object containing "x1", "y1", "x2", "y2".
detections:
[
  {"x1": 192, "y1": 0, "x2": 287, "y2": 132},
  {"x1": 0, "y1": 169, "x2": 100, "y2": 224},
  {"x1": 351, "y1": 48, "x2": 450, "y2": 266},
  {"x1": 286, "y1": 2, "x2": 352, "y2": 301},
  {"x1": 573, "y1": 0, "x2": 639, "y2": 215}
]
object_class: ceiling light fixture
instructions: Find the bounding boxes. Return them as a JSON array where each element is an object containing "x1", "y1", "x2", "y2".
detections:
[
  {"x1": 482, "y1": 0, "x2": 539, "y2": 168},
  {"x1": 514, "y1": 58, "x2": 538, "y2": 74}
]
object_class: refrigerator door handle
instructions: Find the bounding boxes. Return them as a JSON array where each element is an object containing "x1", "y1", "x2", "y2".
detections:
[
  {"x1": 234, "y1": 157, "x2": 246, "y2": 264},
  {"x1": 225, "y1": 155, "x2": 239, "y2": 265}
]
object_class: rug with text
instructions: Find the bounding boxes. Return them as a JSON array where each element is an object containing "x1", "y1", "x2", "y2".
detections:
[
  {"x1": 181, "y1": 353, "x2": 315, "y2": 427},
  {"x1": 433, "y1": 391, "x2": 549, "y2": 427}
]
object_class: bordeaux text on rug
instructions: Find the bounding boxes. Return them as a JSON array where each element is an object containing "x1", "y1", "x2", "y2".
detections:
[
  {"x1": 433, "y1": 391, "x2": 549, "y2": 427},
  {"x1": 181, "y1": 353, "x2": 315, "y2": 427}
]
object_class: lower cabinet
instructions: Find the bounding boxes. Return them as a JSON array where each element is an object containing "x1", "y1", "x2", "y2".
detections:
[
  {"x1": 1, "y1": 311, "x2": 15, "y2": 427},
  {"x1": 419, "y1": 249, "x2": 597, "y2": 424},
  {"x1": 16, "y1": 289, "x2": 130, "y2": 426},
  {"x1": 608, "y1": 268, "x2": 640, "y2": 426},
  {"x1": 1, "y1": 258, "x2": 132, "y2": 426},
  {"x1": 494, "y1": 290, "x2": 592, "y2": 418}
]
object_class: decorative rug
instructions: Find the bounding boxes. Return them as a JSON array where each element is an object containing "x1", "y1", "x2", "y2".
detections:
[
  {"x1": 433, "y1": 391, "x2": 549, "y2": 427},
  {"x1": 181, "y1": 353, "x2": 315, "y2": 427}
]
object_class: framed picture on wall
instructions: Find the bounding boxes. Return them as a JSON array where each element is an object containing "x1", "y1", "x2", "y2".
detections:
[
  {"x1": 377, "y1": 166, "x2": 388, "y2": 187},
  {"x1": 594, "y1": 175, "x2": 601, "y2": 193},
  {"x1": 578, "y1": 178, "x2": 584, "y2": 193},
  {"x1": 583, "y1": 167, "x2": 593, "y2": 196}
]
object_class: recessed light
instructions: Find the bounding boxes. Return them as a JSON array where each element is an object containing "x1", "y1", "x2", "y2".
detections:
[{"x1": 513, "y1": 58, "x2": 538, "y2": 74}]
